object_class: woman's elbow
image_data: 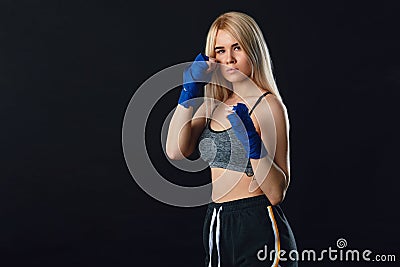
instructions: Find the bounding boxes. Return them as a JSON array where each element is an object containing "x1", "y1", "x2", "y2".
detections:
[
  {"x1": 166, "y1": 145, "x2": 193, "y2": 160},
  {"x1": 166, "y1": 148, "x2": 184, "y2": 160},
  {"x1": 267, "y1": 186, "x2": 287, "y2": 206},
  {"x1": 270, "y1": 174, "x2": 290, "y2": 205},
  {"x1": 268, "y1": 192, "x2": 284, "y2": 206}
]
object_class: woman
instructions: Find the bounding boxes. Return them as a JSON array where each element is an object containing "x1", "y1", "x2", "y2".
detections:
[{"x1": 166, "y1": 11, "x2": 298, "y2": 267}]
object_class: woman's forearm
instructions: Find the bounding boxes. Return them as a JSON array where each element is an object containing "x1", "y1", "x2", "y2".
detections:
[
  {"x1": 166, "y1": 105, "x2": 194, "y2": 160},
  {"x1": 250, "y1": 155, "x2": 289, "y2": 205}
]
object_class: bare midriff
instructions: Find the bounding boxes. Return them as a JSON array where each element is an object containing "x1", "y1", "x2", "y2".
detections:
[{"x1": 210, "y1": 167, "x2": 264, "y2": 203}]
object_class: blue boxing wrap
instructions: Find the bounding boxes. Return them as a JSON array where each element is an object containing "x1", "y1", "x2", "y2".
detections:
[
  {"x1": 178, "y1": 53, "x2": 212, "y2": 108},
  {"x1": 227, "y1": 103, "x2": 268, "y2": 159}
]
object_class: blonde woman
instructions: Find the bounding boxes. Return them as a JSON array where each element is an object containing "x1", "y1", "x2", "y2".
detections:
[{"x1": 166, "y1": 11, "x2": 297, "y2": 267}]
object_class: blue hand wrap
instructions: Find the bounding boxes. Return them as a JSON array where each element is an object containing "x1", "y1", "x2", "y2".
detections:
[
  {"x1": 227, "y1": 103, "x2": 268, "y2": 159},
  {"x1": 178, "y1": 53, "x2": 212, "y2": 108}
]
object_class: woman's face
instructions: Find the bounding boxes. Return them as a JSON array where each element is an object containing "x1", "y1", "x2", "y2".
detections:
[{"x1": 214, "y1": 29, "x2": 252, "y2": 83}]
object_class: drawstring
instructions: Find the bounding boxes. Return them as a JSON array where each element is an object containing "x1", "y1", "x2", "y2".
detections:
[
  {"x1": 216, "y1": 206, "x2": 222, "y2": 267},
  {"x1": 208, "y1": 206, "x2": 223, "y2": 267},
  {"x1": 208, "y1": 208, "x2": 216, "y2": 267}
]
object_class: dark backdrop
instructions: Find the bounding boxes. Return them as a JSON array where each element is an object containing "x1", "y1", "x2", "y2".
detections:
[{"x1": 1, "y1": 0, "x2": 399, "y2": 266}]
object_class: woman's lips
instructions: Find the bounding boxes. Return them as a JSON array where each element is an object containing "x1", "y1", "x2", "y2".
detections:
[{"x1": 226, "y1": 67, "x2": 239, "y2": 73}]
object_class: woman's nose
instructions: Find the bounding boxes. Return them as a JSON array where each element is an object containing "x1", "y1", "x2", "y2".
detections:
[{"x1": 225, "y1": 50, "x2": 236, "y2": 64}]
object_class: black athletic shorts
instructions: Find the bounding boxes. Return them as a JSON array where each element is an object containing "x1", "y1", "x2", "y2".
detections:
[{"x1": 203, "y1": 194, "x2": 298, "y2": 267}]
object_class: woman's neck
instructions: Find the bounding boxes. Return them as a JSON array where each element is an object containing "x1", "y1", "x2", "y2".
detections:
[{"x1": 231, "y1": 78, "x2": 261, "y2": 99}]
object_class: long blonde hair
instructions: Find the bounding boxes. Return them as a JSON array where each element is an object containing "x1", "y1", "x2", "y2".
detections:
[{"x1": 204, "y1": 11, "x2": 282, "y2": 115}]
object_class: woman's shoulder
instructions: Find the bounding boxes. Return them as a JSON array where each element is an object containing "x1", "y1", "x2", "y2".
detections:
[{"x1": 251, "y1": 90, "x2": 287, "y2": 116}]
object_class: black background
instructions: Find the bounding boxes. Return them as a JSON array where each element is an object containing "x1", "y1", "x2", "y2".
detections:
[{"x1": 1, "y1": 0, "x2": 399, "y2": 266}]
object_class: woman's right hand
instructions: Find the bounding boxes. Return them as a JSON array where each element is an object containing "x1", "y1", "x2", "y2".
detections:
[{"x1": 178, "y1": 53, "x2": 215, "y2": 108}]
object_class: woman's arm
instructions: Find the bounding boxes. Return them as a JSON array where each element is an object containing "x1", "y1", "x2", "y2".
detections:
[
  {"x1": 166, "y1": 54, "x2": 216, "y2": 160},
  {"x1": 250, "y1": 95, "x2": 290, "y2": 205},
  {"x1": 165, "y1": 103, "x2": 207, "y2": 160}
]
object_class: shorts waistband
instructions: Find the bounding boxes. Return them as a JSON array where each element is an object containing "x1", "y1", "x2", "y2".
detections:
[{"x1": 207, "y1": 194, "x2": 271, "y2": 212}]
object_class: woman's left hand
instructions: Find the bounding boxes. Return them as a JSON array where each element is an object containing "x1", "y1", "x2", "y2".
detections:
[{"x1": 226, "y1": 103, "x2": 268, "y2": 159}]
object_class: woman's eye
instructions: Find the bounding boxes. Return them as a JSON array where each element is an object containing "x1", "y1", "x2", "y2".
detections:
[
  {"x1": 234, "y1": 46, "x2": 241, "y2": 51},
  {"x1": 216, "y1": 50, "x2": 225, "y2": 54}
]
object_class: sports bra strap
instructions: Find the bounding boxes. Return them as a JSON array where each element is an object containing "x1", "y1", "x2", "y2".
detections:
[
  {"x1": 208, "y1": 91, "x2": 272, "y2": 118},
  {"x1": 249, "y1": 91, "x2": 272, "y2": 115}
]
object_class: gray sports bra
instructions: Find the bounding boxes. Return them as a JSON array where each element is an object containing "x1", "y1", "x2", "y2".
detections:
[{"x1": 197, "y1": 92, "x2": 271, "y2": 176}]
